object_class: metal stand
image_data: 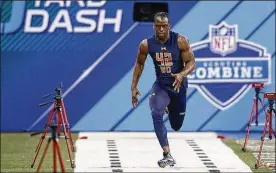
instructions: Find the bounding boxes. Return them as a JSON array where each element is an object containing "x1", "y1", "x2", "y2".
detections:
[{"x1": 30, "y1": 83, "x2": 75, "y2": 172}]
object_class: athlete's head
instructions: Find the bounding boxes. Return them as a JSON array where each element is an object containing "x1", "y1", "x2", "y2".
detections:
[{"x1": 153, "y1": 12, "x2": 171, "y2": 41}]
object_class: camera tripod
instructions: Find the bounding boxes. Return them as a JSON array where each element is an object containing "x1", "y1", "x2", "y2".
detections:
[
  {"x1": 242, "y1": 85, "x2": 266, "y2": 152},
  {"x1": 32, "y1": 120, "x2": 66, "y2": 172},
  {"x1": 30, "y1": 84, "x2": 75, "y2": 172},
  {"x1": 255, "y1": 94, "x2": 276, "y2": 169}
]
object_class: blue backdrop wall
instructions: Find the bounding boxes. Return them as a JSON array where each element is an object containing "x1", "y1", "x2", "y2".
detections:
[{"x1": 1, "y1": 0, "x2": 275, "y2": 132}]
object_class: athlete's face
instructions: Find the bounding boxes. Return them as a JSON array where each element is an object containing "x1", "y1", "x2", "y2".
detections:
[{"x1": 154, "y1": 17, "x2": 170, "y2": 40}]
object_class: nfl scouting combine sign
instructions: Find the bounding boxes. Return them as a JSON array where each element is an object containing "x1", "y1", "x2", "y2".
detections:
[{"x1": 188, "y1": 21, "x2": 271, "y2": 110}]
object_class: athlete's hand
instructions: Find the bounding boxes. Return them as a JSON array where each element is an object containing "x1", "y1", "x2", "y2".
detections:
[
  {"x1": 171, "y1": 73, "x2": 185, "y2": 93},
  {"x1": 131, "y1": 87, "x2": 141, "y2": 107}
]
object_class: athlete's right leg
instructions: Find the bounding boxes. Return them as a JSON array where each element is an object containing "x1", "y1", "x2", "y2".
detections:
[
  {"x1": 149, "y1": 83, "x2": 176, "y2": 168},
  {"x1": 149, "y1": 83, "x2": 170, "y2": 150}
]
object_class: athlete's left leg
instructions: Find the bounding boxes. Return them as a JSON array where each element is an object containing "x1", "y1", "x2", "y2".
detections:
[{"x1": 167, "y1": 84, "x2": 187, "y2": 131}]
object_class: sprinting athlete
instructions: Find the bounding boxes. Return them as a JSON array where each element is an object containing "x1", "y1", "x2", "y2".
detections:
[{"x1": 131, "y1": 12, "x2": 196, "y2": 168}]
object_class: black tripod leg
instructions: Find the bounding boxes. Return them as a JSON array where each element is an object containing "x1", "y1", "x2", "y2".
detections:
[
  {"x1": 58, "y1": 111, "x2": 74, "y2": 168},
  {"x1": 255, "y1": 98, "x2": 259, "y2": 126},
  {"x1": 61, "y1": 100, "x2": 75, "y2": 152},
  {"x1": 268, "y1": 111, "x2": 273, "y2": 139}
]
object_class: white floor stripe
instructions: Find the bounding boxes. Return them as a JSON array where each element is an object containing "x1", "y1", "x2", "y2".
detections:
[
  {"x1": 195, "y1": 139, "x2": 253, "y2": 172},
  {"x1": 74, "y1": 132, "x2": 252, "y2": 172}
]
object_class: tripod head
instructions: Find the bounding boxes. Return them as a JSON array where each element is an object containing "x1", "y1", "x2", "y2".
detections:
[
  {"x1": 264, "y1": 93, "x2": 276, "y2": 112},
  {"x1": 39, "y1": 83, "x2": 63, "y2": 107},
  {"x1": 252, "y1": 83, "x2": 264, "y2": 99},
  {"x1": 30, "y1": 83, "x2": 64, "y2": 137}
]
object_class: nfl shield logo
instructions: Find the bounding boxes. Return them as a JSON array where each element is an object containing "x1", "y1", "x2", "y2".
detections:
[
  {"x1": 188, "y1": 21, "x2": 271, "y2": 110},
  {"x1": 209, "y1": 21, "x2": 238, "y2": 56}
]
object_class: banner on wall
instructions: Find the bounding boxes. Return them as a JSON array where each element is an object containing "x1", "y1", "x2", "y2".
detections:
[
  {"x1": 188, "y1": 21, "x2": 271, "y2": 110},
  {"x1": 1, "y1": 1, "x2": 122, "y2": 34},
  {"x1": 1, "y1": 0, "x2": 274, "y2": 132}
]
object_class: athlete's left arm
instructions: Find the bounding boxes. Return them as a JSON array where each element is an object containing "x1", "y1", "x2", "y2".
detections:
[
  {"x1": 172, "y1": 35, "x2": 196, "y2": 92},
  {"x1": 178, "y1": 34, "x2": 196, "y2": 77}
]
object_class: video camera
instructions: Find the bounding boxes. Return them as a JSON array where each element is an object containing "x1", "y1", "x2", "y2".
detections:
[
  {"x1": 252, "y1": 83, "x2": 264, "y2": 88},
  {"x1": 264, "y1": 93, "x2": 276, "y2": 105},
  {"x1": 251, "y1": 82, "x2": 264, "y2": 98}
]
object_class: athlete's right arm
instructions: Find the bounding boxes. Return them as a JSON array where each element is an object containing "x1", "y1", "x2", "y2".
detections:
[{"x1": 131, "y1": 39, "x2": 148, "y2": 107}]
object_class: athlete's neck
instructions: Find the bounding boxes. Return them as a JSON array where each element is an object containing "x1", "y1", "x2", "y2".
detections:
[{"x1": 156, "y1": 34, "x2": 170, "y2": 44}]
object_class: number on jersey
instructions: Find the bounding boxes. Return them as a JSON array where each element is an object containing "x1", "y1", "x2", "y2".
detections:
[{"x1": 156, "y1": 52, "x2": 173, "y2": 73}]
